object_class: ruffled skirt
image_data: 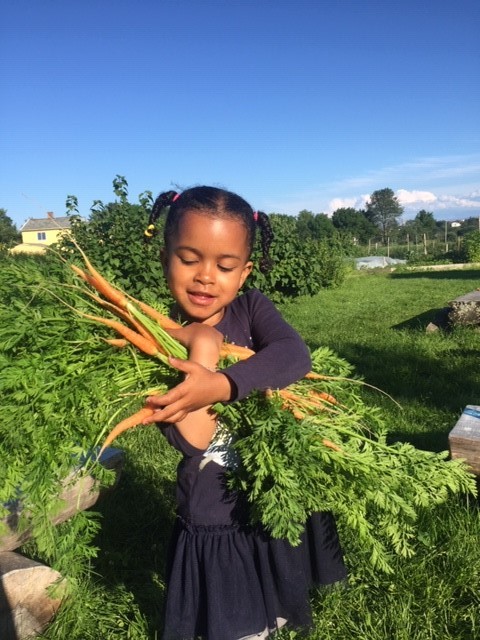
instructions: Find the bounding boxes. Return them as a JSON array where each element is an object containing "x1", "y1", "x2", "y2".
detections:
[{"x1": 162, "y1": 512, "x2": 347, "y2": 640}]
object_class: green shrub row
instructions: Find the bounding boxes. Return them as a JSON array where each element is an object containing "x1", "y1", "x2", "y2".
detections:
[{"x1": 58, "y1": 200, "x2": 348, "y2": 303}]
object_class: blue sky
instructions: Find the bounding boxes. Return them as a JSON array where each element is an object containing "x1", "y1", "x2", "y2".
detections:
[{"x1": 2, "y1": 0, "x2": 479, "y2": 229}]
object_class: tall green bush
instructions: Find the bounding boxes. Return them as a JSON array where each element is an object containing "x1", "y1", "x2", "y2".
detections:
[
  {"x1": 60, "y1": 200, "x2": 171, "y2": 306},
  {"x1": 464, "y1": 230, "x2": 480, "y2": 263},
  {"x1": 59, "y1": 184, "x2": 348, "y2": 304},
  {"x1": 249, "y1": 214, "x2": 348, "y2": 301}
]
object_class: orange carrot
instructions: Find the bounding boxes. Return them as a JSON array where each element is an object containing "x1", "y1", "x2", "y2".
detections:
[
  {"x1": 220, "y1": 343, "x2": 255, "y2": 360},
  {"x1": 73, "y1": 251, "x2": 272, "y2": 364},
  {"x1": 102, "y1": 338, "x2": 128, "y2": 348},
  {"x1": 304, "y1": 372, "x2": 332, "y2": 381},
  {"x1": 128, "y1": 296, "x2": 254, "y2": 360},
  {"x1": 126, "y1": 296, "x2": 181, "y2": 331},
  {"x1": 80, "y1": 312, "x2": 164, "y2": 357},
  {"x1": 98, "y1": 406, "x2": 156, "y2": 456},
  {"x1": 322, "y1": 438, "x2": 342, "y2": 452},
  {"x1": 73, "y1": 260, "x2": 256, "y2": 361},
  {"x1": 70, "y1": 263, "x2": 91, "y2": 283},
  {"x1": 71, "y1": 255, "x2": 128, "y2": 309},
  {"x1": 292, "y1": 409, "x2": 305, "y2": 420},
  {"x1": 82, "y1": 290, "x2": 161, "y2": 345},
  {"x1": 309, "y1": 390, "x2": 338, "y2": 405},
  {"x1": 278, "y1": 388, "x2": 338, "y2": 416}
]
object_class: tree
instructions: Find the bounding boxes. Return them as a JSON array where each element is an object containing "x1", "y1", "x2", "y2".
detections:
[
  {"x1": 296, "y1": 210, "x2": 335, "y2": 241},
  {"x1": 65, "y1": 195, "x2": 79, "y2": 216},
  {"x1": 0, "y1": 208, "x2": 21, "y2": 246},
  {"x1": 414, "y1": 210, "x2": 436, "y2": 236},
  {"x1": 365, "y1": 188, "x2": 404, "y2": 242},
  {"x1": 456, "y1": 217, "x2": 480, "y2": 237},
  {"x1": 112, "y1": 175, "x2": 129, "y2": 204},
  {"x1": 331, "y1": 207, "x2": 378, "y2": 244},
  {"x1": 464, "y1": 230, "x2": 480, "y2": 262}
]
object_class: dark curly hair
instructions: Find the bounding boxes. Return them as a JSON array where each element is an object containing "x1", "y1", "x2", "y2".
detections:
[{"x1": 144, "y1": 186, "x2": 274, "y2": 273}]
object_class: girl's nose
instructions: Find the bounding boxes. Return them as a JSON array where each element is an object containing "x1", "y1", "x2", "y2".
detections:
[{"x1": 194, "y1": 263, "x2": 215, "y2": 284}]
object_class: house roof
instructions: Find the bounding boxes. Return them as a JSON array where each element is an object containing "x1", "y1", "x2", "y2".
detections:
[{"x1": 20, "y1": 216, "x2": 73, "y2": 232}]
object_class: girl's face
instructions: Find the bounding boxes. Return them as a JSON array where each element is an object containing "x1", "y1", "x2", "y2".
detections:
[{"x1": 162, "y1": 210, "x2": 253, "y2": 326}]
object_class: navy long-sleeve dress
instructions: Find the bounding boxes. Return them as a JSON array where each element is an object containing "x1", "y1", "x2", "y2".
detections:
[{"x1": 161, "y1": 289, "x2": 347, "y2": 640}]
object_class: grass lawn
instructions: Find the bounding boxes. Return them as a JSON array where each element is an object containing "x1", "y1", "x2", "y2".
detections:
[{"x1": 42, "y1": 267, "x2": 480, "y2": 640}]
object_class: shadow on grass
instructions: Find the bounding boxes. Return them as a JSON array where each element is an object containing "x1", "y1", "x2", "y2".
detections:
[
  {"x1": 391, "y1": 307, "x2": 450, "y2": 331},
  {"x1": 391, "y1": 269, "x2": 480, "y2": 281},
  {"x1": 93, "y1": 449, "x2": 177, "y2": 636},
  {"x1": 307, "y1": 337, "x2": 478, "y2": 450},
  {"x1": 0, "y1": 578, "x2": 17, "y2": 640},
  {"x1": 320, "y1": 340, "x2": 477, "y2": 408}
]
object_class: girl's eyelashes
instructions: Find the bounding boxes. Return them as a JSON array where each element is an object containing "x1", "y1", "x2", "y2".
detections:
[{"x1": 178, "y1": 256, "x2": 235, "y2": 272}]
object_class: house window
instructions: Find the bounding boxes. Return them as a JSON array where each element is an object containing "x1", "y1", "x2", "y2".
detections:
[{"x1": 37, "y1": 232, "x2": 46, "y2": 241}]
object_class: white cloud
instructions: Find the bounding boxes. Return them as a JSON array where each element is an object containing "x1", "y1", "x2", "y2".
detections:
[
  {"x1": 261, "y1": 154, "x2": 480, "y2": 219},
  {"x1": 436, "y1": 194, "x2": 480, "y2": 209},
  {"x1": 396, "y1": 189, "x2": 437, "y2": 205},
  {"x1": 327, "y1": 194, "x2": 371, "y2": 214},
  {"x1": 327, "y1": 196, "x2": 366, "y2": 213},
  {"x1": 394, "y1": 189, "x2": 480, "y2": 212}
]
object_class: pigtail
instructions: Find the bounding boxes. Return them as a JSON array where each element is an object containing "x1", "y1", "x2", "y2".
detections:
[
  {"x1": 143, "y1": 190, "x2": 178, "y2": 243},
  {"x1": 255, "y1": 211, "x2": 274, "y2": 273}
]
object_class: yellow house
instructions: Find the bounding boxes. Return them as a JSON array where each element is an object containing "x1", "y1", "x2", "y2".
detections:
[{"x1": 11, "y1": 213, "x2": 72, "y2": 254}]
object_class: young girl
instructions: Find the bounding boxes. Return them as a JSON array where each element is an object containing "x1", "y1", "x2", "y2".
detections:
[{"x1": 142, "y1": 187, "x2": 347, "y2": 640}]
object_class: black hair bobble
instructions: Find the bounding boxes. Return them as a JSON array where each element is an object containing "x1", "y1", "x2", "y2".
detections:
[
  {"x1": 143, "y1": 190, "x2": 179, "y2": 243},
  {"x1": 143, "y1": 223, "x2": 157, "y2": 240}
]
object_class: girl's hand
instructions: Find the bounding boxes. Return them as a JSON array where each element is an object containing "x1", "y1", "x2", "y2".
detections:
[
  {"x1": 142, "y1": 323, "x2": 231, "y2": 424},
  {"x1": 143, "y1": 359, "x2": 232, "y2": 424}
]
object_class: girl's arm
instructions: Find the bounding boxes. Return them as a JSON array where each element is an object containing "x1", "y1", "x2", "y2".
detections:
[
  {"x1": 219, "y1": 290, "x2": 311, "y2": 401},
  {"x1": 144, "y1": 324, "x2": 229, "y2": 433},
  {"x1": 143, "y1": 291, "x2": 311, "y2": 423}
]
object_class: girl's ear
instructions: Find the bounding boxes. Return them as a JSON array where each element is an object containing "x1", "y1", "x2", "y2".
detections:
[{"x1": 239, "y1": 261, "x2": 253, "y2": 288}]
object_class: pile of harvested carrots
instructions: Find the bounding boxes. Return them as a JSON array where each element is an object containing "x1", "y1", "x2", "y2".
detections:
[
  {"x1": 67, "y1": 243, "x2": 341, "y2": 457},
  {"x1": 59, "y1": 242, "x2": 477, "y2": 570}
]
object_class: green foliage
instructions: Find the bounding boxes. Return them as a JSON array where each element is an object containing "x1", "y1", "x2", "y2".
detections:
[
  {"x1": 58, "y1": 197, "x2": 172, "y2": 305},
  {"x1": 413, "y1": 209, "x2": 437, "y2": 236},
  {"x1": 220, "y1": 347, "x2": 476, "y2": 574},
  {"x1": 464, "y1": 230, "x2": 480, "y2": 262},
  {"x1": 331, "y1": 207, "x2": 378, "y2": 245},
  {"x1": 0, "y1": 252, "x2": 169, "y2": 578},
  {"x1": 3, "y1": 253, "x2": 473, "y2": 580},
  {"x1": 366, "y1": 188, "x2": 404, "y2": 242},
  {"x1": 249, "y1": 214, "x2": 348, "y2": 301},
  {"x1": 57, "y1": 178, "x2": 348, "y2": 304},
  {"x1": 112, "y1": 174, "x2": 129, "y2": 204},
  {"x1": 0, "y1": 208, "x2": 21, "y2": 246},
  {"x1": 65, "y1": 195, "x2": 79, "y2": 215},
  {"x1": 2, "y1": 257, "x2": 480, "y2": 638},
  {"x1": 455, "y1": 216, "x2": 480, "y2": 236},
  {"x1": 296, "y1": 210, "x2": 336, "y2": 241}
]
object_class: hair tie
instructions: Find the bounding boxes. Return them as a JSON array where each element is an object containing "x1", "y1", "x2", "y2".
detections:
[
  {"x1": 172, "y1": 193, "x2": 181, "y2": 202},
  {"x1": 253, "y1": 211, "x2": 258, "y2": 222},
  {"x1": 144, "y1": 223, "x2": 156, "y2": 238}
]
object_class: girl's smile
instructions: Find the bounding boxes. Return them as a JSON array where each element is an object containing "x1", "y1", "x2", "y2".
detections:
[{"x1": 163, "y1": 211, "x2": 253, "y2": 326}]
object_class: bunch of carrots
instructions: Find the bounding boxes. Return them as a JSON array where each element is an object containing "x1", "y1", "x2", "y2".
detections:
[
  {"x1": 65, "y1": 244, "x2": 342, "y2": 457},
  {"x1": 59, "y1": 243, "x2": 478, "y2": 568}
]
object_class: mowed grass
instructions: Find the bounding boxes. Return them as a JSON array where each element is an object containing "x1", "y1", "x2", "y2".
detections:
[
  {"x1": 282, "y1": 268, "x2": 480, "y2": 452},
  {"x1": 42, "y1": 268, "x2": 480, "y2": 640}
]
